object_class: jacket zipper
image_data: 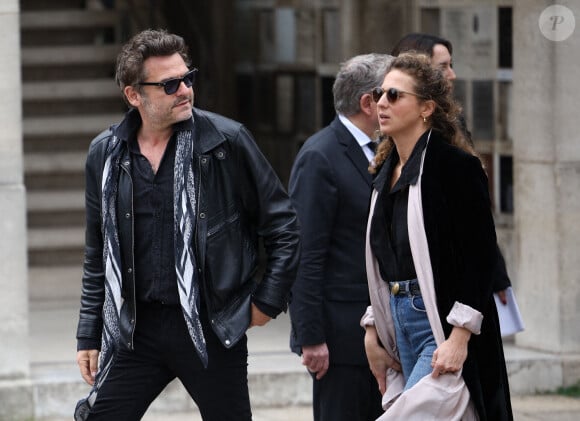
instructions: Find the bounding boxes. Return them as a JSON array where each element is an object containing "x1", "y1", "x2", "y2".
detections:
[
  {"x1": 120, "y1": 157, "x2": 137, "y2": 350},
  {"x1": 194, "y1": 157, "x2": 201, "y2": 261}
]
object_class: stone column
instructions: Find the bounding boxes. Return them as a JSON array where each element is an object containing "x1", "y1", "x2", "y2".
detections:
[
  {"x1": 513, "y1": 1, "x2": 580, "y2": 356},
  {"x1": 0, "y1": 1, "x2": 33, "y2": 419}
]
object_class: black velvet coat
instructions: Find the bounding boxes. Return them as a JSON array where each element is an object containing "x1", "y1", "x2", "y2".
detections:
[{"x1": 372, "y1": 131, "x2": 513, "y2": 420}]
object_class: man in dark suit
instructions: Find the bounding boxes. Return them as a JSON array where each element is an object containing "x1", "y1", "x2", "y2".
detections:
[{"x1": 288, "y1": 53, "x2": 392, "y2": 421}]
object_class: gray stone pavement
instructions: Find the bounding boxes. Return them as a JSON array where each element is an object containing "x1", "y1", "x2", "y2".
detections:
[
  {"x1": 29, "y1": 299, "x2": 580, "y2": 420},
  {"x1": 41, "y1": 406, "x2": 313, "y2": 421},
  {"x1": 38, "y1": 395, "x2": 580, "y2": 421}
]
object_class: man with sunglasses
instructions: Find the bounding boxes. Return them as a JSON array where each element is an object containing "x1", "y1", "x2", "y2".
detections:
[
  {"x1": 288, "y1": 54, "x2": 392, "y2": 421},
  {"x1": 74, "y1": 29, "x2": 300, "y2": 420}
]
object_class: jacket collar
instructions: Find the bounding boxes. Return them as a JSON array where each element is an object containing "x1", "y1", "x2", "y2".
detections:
[
  {"x1": 190, "y1": 108, "x2": 228, "y2": 154},
  {"x1": 113, "y1": 107, "x2": 195, "y2": 144},
  {"x1": 330, "y1": 116, "x2": 374, "y2": 186}
]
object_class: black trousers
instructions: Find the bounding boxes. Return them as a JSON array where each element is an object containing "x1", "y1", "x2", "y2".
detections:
[
  {"x1": 87, "y1": 302, "x2": 251, "y2": 421},
  {"x1": 312, "y1": 364, "x2": 384, "y2": 421}
]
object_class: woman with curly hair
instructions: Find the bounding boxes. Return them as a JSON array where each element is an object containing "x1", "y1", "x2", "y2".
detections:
[
  {"x1": 361, "y1": 53, "x2": 513, "y2": 420},
  {"x1": 390, "y1": 32, "x2": 514, "y2": 309}
]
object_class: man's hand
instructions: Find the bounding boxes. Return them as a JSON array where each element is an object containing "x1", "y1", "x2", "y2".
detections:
[
  {"x1": 365, "y1": 326, "x2": 401, "y2": 395},
  {"x1": 249, "y1": 303, "x2": 271, "y2": 328},
  {"x1": 301, "y1": 343, "x2": 329, "y2": 380},
  {"x1": 77, "y1": 349, "x2": 100, "y2": 385}
]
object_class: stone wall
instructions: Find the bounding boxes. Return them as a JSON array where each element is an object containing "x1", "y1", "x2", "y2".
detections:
[
  {"x1": 0, "y1": 0, "x2": 33, "y2": 419},
  {"x1": 513, "y1": 0, "x2": 580, "y2": 354},
  {"x1": 0, "y1": 0, "x2": 29, "y2": 380}
]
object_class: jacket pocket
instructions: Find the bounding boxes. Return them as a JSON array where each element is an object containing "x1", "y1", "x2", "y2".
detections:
[{"x1": 210, "y1": 278, "x2": 257, "y2": 348}]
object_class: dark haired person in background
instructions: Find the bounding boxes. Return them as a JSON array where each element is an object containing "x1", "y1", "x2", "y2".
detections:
[{"x1": 391, "y1": 32, "x2": 457, "y2": 81}]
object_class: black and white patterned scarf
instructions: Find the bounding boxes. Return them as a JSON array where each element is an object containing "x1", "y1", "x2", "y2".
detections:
[{"x1": 75, "y1": 128, "x2": 207, "y2": 420}]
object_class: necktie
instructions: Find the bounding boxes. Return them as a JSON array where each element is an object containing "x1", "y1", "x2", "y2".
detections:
[{"x1": 367, "y1": 141, "x2": 378, "y2": 154}]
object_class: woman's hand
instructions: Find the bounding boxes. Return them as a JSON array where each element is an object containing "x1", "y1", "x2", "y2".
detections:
[
  {"x1": 431, "y1": 326, "x2": 470, "y2": 378},
  {"x1": 365, "y1": 326, "x2": 401, "y2": 394}
]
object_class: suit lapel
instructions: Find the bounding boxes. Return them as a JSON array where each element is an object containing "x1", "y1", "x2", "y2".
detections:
[{"x1": 331, "y1": 118, "x2": 373, "y2": 186}]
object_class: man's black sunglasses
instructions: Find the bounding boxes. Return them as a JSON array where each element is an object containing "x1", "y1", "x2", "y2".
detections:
[
  {"x1": 138, "y1": 68, "x2": 198, "y2": 95},
  {"x1": 371, "y1": 87, "x2": 426, "y2": 104}
]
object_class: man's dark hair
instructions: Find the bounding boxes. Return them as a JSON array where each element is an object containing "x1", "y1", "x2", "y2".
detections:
[
  {"x1": 390, "y1": 32, "x2": 453, "y2": 57},
  {"x1": 115, "y1": 29, "x2": 191, "y2": 101}
]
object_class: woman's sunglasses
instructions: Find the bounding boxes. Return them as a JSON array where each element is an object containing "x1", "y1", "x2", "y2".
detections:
[
  {"x1": 138, "y1": 68, "x2": 198, "y2": 95},
  {"x1": 371, "y1": 87, "x2": 426, "y2": 104}
]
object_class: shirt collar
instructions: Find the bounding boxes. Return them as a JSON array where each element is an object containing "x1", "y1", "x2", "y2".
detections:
[
  {"x1": 387, "y1": 130, "x2": 430, "y2": 193},
  {"x1": 338, "y1": 114, "x2": 373, "y2": 147}
]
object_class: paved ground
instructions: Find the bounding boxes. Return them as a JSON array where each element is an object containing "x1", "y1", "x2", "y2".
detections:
[
  {"x1": 142, "y1": 395, "x2": 580, "y2": 421},
  {"x1": 43, "y1": 406, "x2": 312, "y2": 421},
  {"x1": 41, "y1": 394, "x2": 580, "y2": 421},
  {"x1": 31, "y1": 300, "x2": 580, "y2": 421}
]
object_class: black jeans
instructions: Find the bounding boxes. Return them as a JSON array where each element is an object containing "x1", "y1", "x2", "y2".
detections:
[{"x1": 87, "y1": 302, "x2": 251, "y2": 420}]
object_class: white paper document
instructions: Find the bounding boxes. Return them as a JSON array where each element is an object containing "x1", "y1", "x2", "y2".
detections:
[{"x1": 494, "y1": 287, "x2": 525, "y2": 337}]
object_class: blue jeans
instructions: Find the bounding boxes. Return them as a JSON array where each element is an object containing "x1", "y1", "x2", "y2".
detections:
[{"x1": 390, "y1": 291, "x2": 437, "y2": 390}]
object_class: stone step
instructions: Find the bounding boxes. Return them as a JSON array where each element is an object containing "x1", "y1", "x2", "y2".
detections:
[
  {"x1": 23, "y1": 79, "x2": 119, "y2": 101},
  {"x1": 23, "y1": 300, "x2": 580, "y2": 420},
  {"x1": 26, "y1": 308, "x2": 310, "y2": 419},
  {"x1": 28, "y1": 265, "x2": 82, "y2": 303},
  {"x1": 27, "y1": 190, "x2": 84, "y2": 212},
  {"x1": 22, "y1": 79, "x2": 125, "y2": 117},
  {"x1": 22, "y1": 112, "x2": 122, "y2": 157},
  {"x1": 24, "y1": 151, "x2": 86, "y2": 190},
  {"x1": 26, "y1": 172, "x2": 85, "y2": 191},
  {"x1": 27, "y1": 226, "x2": 85, "y2": 266},
  {"x1": 23, "y1": 135, "x2": 93, "y2": 154},
  {"x1": 25, "y1": 151, "x2": 86, "y2": 175},
  {"x1": 18, "y1": 1, "x2": 125, "y2": 307},
  {"x1": 23, "y1": 113, "x2": 123, "y2": 140},
  {"x1": 28, "y1": 227, "x2": 84, "y2": 250},
  {"x1": 27, "y1": 190, "x2": 85, "y2": 227},
  {"x1": 22, "y1": 44, "x2": 119, "y2": 66},
  {"x1": 31, "y1": 361, "x2": 312, "y2": 420},
  {"x1": 21, "y1": 9, "x2": 118, "y2": 30},
  {"x1": 21, "y1": 0, "x2": 85, "y2": 11},
  {"x1": 21, "y1": 45, "x2": 119, "y2": 81},
  {"x1": 20, "y1": 9, "x2": 119, "y2": 47}
]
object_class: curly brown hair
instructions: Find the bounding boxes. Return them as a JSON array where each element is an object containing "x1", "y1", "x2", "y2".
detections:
[{"x1": 369, "y1": 52, "x2": 478, "y2": 174}]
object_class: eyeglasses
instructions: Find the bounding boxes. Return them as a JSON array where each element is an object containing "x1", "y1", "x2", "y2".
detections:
[
  {"x1": 138, "y1": 68, "x2": 198, "y2": 95},
  {"x1": 371, "y1": 87, "x2": 426, "y2": 104}
]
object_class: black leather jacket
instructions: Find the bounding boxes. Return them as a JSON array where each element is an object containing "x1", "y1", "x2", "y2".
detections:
[{"x1": 76, "y1": 108, "x2": 300, "y2": 351}]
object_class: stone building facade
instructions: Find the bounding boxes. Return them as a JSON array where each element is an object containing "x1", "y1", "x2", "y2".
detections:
[
  {"x1": 1, "y1": 0, "x2": 579, "y2": 418},
  {"x1": 227, "y1": 1, "x2": 580, "y2": 363}
]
